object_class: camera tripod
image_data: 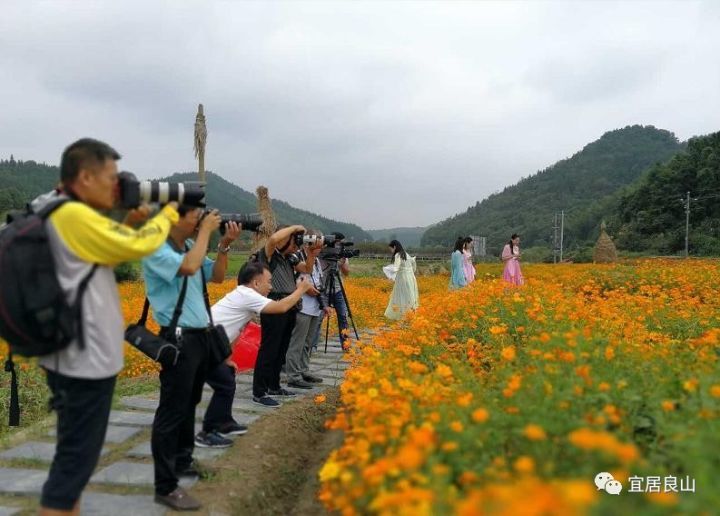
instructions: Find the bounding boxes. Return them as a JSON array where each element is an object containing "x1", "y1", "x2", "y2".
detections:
[{"x1": 321, "y1": 261, "x2": 359, "y2": 352}]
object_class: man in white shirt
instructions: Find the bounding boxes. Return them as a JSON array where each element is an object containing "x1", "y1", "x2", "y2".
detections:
[{"x1": 200, "y1": 261, "x2": 312, "y2": 440}]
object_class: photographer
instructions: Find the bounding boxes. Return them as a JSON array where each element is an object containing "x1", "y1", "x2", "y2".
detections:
[
  {"x1": 318, "y1": 232, "x2": 351, "y2": 349},
  {"x1": 37, "y1": 139, "x2": 179, "y2": 515},
  {"x1": 285, "y1": 230, "x2": 328, "y2": 389},
  {"x1": 252, "y1": 224, "x2": 315, "y2": 407},
  {"x1": 142, "y1": 206, "x2": 239, "y2": 511},
  {"x1": 202, "y1": 262, "x2": 314, "y2": 434}
]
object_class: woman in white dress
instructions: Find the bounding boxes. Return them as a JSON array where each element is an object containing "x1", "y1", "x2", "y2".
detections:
[{"x1": 383, "y1": 240, "x2": 419, "y2": 320}]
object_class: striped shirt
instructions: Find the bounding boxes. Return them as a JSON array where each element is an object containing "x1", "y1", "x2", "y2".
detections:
[{"x1": 259, "y1": 249, "x2": 296, "y2": 297}]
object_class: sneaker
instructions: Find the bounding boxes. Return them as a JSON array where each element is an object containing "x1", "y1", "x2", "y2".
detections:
[
  {"x1": 252, "y1": 395, "x2": 281, "y2": 408},
  {"x1": 268, "y1": 387, "x2": 297, "y2": 397},
  {"x1": 287, "y1": 378, "x2": 314, "y2": 389},
  {"x1": 155, "y1": 487, "x2": 202, "y2": 511},
  {"x1": 217, "y1": 421, "x2": 248, "y2": 437},
  {"x1": 194, "y1": 430, "x2": 233, "y2": 448},
  {"x1": 302, "y1": 373, "x2": 324, "y2": 384}
]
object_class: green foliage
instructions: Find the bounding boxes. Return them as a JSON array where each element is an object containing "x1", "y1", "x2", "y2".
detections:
[
  {"x1": 615, "y1": 131, "x2": 720, "y2": 255},
  {"x1": 114, "y1": 262, "x2": 139, "y2": 282},
  {"x1": 421, "y1": 125, "x2": 684, "y2": 255}
]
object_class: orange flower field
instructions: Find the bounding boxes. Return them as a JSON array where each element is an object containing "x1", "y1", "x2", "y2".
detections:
[
  {"x1": 320, "y1": 261, "x2": 720, "y2": 515},
  {"x1": 1, "y1": 260, "x2": 719, "y2": 513}
]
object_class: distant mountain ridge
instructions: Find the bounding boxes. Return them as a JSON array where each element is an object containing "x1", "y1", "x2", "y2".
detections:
[
  {"x1": 366, "y1": 227, "x2": 427, "y2": 247},
  {"x1": 420, "y1": 125, "x2": 685, "y2": 254},
  {"x1": 160, "y1": 172, "x2": 372, "y2": 241},
  {"x1": 0, "y1": 160, "x2": 371, "y2": 241}
]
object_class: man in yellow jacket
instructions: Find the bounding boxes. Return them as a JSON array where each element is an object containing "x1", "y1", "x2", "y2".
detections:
[{"x1": 38, "y1": 138, "x2": 179, "y2": 516}]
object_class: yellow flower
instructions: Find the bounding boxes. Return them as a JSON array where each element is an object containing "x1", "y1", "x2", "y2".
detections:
[
  {"x1": 683, "y1": 378, "x2": 699, "y2": 393},
  {"x1": 523, "y1": 424, "x2": 547, "y2": 441}
]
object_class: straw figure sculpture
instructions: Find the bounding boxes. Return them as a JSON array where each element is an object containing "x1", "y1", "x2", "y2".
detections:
[
  {"x1": 253, "y1": 185, "x2": 278, "y2": 252},
  {"x1": 194, "y1": 104, "x2": 207, "y2": 183}
]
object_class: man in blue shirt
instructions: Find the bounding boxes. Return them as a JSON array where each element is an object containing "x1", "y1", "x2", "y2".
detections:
[{"x1": 142, "y1": 205, "x2": 239, "y2": 511}]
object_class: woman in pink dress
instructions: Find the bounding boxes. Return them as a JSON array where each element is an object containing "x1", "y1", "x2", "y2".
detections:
[
  {"x1": 462, "y1": 237, "x2": 476, "y2": 284},
  {"x1": 501, "y1": 233, "x2": 524, "y2": 286}
]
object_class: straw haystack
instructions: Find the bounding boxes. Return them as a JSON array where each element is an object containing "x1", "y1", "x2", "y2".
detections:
[
  {"x1": 593, "y1": 221, "x2": 618, "y2": 263},
  {"x1": 253, "y1": 185, "x2": 277, "y2": 252}
]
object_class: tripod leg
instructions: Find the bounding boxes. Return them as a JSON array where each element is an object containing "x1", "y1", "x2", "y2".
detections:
[{"x1": 336, "y1": 273, "x2": 359, "y2": 341}]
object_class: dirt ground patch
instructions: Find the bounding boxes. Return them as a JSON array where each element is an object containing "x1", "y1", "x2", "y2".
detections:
[{"x1": 188, "y1": 387, "x2": 342, "y2": 516}]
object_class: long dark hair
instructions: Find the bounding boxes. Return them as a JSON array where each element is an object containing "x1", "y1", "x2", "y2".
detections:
[
  {"x1": 389, "y1": 239, "x2": 407, "y2": 261},
  {"x1": 453, "y1": 237, "x2": 465, "y2": 253},
  {"x1": 507, "y1": 233, "x2": 519, "y2": 255}
]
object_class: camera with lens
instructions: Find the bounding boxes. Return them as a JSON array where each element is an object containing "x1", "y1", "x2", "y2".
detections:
[
  {"x1": 202, "y1": 210, "x2": 263, "y2": 235},
  {"x1": 319, "y1": 233, "x2": 360, "y2": 261},
  {"x1": 292, "y1": 232, "x2": 324, "y2": 247},
  {"x1": 117, "y1": 171, "x2": 206, "y2": 209},
  {"x1": 287, "y1": 249, "x2": 305, "y2": 267}
]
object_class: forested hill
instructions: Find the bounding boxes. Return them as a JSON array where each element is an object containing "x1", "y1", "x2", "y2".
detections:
[
  {"x1": 162, "y1": 172, "x2": 372, "y2": 241},
  {"x1": 0, "y1": 157, "x2": 58, "y2": 212},
  {"x1": 614, "y1": 131, "x2": 720, "y2": 255},
  {"x1": 0, "y1": 159, "x2": 371, "y2": 241},
  {"x1": 420, "y1": 125, "x2": 684, "y2": 253},
  {"x1": 366, "y1": 226, "x2": 427, "y2": 247}
]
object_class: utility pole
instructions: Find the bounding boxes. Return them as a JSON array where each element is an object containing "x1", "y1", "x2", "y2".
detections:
[
  {"x1": 685, "y1": 191, "x2": 690, "y2": 258},
  {"x1": 552, "y1": 213, "x2": 559, "y2": 263},
  {"x1": 560, "y1": 209, "x2": 565, "y2": 262}
]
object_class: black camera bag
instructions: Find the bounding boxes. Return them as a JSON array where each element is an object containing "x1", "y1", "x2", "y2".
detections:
[
  {"x1": 200, "y1": 267, "x2": 231, "y2": 370},
  {"x1": 125, "y1": 276, "x2": 188, "y2": 368}
]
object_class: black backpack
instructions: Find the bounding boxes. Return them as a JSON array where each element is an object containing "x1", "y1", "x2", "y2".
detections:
[{"x1": 0, "y1": 198, "x2": 97, "y2": 425}]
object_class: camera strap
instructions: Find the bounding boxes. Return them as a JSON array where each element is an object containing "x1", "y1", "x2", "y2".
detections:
[
  {"x1": 199, "y1": 267, "x2": 214, "y2": 326},
  {"x1": 136, "y1": 242, "x2": 190, "y2": 335}
]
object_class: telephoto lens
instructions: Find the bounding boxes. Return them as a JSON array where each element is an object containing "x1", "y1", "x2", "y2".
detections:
[
  {"x1": 204, "y1": 212, "x2": 263, "y2": 235},
  {"x1": 117, "y1": 172, "x2": 206, "y2": 209}
]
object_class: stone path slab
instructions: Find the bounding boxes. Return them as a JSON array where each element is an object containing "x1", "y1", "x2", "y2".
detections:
[
  {"x1": 0, "y1": 467, "x2": 48, "y2": 495},
  {"x1": 48, "y1": 424, "x2": 142, "y2": 445},
  {"x1": 80, "y1": 492, "x2": 163, "y2": 515},
  {"x1": 0, "y1": 507, "x2": 20, "y2": 516},
  {"x1": 0, "y1": 442, "x2": 108, "y2": 463},
  {"x1": 108, "y1": 410, "x2": 155, "y2": 427},
  {"x1": 91, "y1": 462, "x2": 196, "y2": 488},
  {"x1": 127, "y1": 442, "x2": 228, "y2": 461},
  {"x1": 119, "y1": 396, "x2": 159, "y2": 411}
]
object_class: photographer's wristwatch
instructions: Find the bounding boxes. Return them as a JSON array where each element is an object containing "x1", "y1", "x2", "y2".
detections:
[{"x1": 217, "y1": 243, "x2": 231, "y2": 254}]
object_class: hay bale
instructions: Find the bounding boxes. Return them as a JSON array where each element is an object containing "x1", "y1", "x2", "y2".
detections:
[{"x1": 593, "y1": 222, "x2": 618, "y2": 263}]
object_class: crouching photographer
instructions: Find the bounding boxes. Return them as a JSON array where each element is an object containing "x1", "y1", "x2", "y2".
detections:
[
  {"x1": 252, "y1": 224, "x2": 317, "y2": 407},
  {"x1": 141, "y1": 206, "x2": 239, "y2": 511}
]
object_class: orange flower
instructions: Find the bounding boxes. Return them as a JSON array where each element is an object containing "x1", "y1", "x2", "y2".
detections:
[
  {"x1": 513, "y1": 456, "x2": 535, "y2": 474},
  {"x1": 523, "y1": 424, "x2": 547, "y2": 441},
  {"x1": 501, "y1": 346, "x2": 516, "y2": 361},
  {"x1": 315, "y1": 394, "x2": 327, "y2": 404},
  {"x1": 472, "y1": 408, "x2": 490, "y2": 423}
]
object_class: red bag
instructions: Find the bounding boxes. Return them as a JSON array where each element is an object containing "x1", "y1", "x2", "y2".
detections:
[{"x1": 231, "y1": 321, "x2": 261, "y2": 371}]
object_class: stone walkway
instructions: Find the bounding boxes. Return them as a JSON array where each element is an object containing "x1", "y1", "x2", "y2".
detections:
[{"x1": 0, "y1": 339, "x2": 349, "y2": 515}]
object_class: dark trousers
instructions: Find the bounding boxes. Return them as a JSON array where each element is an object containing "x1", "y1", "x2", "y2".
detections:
[
  {"x1": 253, "y1": 310, "x2": 297, "y2": 397},
  {"x1": 203, "y1": 363, "x2": 236, "y2": 432},
  {"x1": 42, "y1": 370, "x2": 116, "y2": 510},
  {"x1": 332, "y1": 290, "x2": 349, "y2": 343},
  {"x1": 152, "y1": 331, "x2": 208, "y2": 495}
]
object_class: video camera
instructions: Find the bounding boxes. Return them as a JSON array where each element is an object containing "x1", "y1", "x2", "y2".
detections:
[
  {"x1": 202, "y1": 210, "x2": 263, "y2": 235},
  {"x1": 117, "y1": 172, "x2": 206, "y2": 209},
  {"x1": 319, "y1": 232, "x2": 360, "y2": 261}
]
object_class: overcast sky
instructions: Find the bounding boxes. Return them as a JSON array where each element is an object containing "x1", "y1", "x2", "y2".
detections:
[{"x1": 1, "y1": 1, "x2": 719, "y2": 229}]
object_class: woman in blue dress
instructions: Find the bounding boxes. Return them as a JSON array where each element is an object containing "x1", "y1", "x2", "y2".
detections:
[{"x1": 450, "y1": 237, "x2": 467, "y2": 290}]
